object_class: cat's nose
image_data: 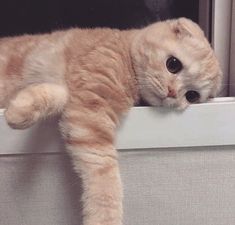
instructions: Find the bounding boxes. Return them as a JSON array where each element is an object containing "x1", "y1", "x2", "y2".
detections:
[{"x1": 167, "y1": 86, "x2": 177, "y2": 98}]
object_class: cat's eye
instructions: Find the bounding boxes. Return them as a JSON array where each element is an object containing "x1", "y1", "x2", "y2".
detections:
[
  {"x1": 185, "y1": 90, "x2": 200, "y2": 103},
  {"x1": 166, "y1": 56, "x2": 183, "y2": 74}
]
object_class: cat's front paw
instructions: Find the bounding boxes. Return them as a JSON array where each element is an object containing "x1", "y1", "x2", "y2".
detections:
[{"x1": 4, "y1": 96, "x2": 40, "y2": 129}]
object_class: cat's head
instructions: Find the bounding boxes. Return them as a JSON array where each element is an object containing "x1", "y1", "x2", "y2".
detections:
[{"x1": 131, "y1": 18, "x2": 222, "y2": 109}]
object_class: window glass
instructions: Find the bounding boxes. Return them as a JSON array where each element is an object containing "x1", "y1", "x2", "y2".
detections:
[{"x1": 0, "y1": 0, "x2": 199, "y2": 36}]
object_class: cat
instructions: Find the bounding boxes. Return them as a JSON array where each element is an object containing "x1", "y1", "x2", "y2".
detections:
[{"x1": 0, "y1": 18, "x2": 221, "y2": 225}]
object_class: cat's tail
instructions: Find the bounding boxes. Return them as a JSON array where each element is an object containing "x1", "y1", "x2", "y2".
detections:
[{"x1": 4, "y1": 82, "x2": 68, "y2": 129}]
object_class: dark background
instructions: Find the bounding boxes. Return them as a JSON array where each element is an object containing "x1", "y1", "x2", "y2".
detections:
[{"x1": 0, "y1": 0, "x2": 199, "y2": 37}]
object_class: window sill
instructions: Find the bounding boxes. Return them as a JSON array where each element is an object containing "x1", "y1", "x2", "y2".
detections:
[{"x1": 0, "y1": 97, "x2": 235, "y2": 155}]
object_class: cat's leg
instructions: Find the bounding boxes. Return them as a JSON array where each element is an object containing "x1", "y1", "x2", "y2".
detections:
[
  {"x1": 60, "y1": 106, "x2": 122, "y2": 225},
  {"x1": 5, "y1": 83, "x2": 68, "y2": 129}
]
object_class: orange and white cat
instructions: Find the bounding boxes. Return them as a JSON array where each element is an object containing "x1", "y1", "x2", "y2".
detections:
[{"x1": 0, "y1": 18, "x2": 221, "y2": 225}]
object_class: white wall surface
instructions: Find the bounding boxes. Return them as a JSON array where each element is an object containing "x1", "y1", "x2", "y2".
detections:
[{"x1": 1, "y1": 147, "x2": 235, "y2": 225}]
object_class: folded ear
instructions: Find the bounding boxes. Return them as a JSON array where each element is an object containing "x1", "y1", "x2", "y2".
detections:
[{"x1": 170, "y1": 17, "x2": 205, "y2": 38}]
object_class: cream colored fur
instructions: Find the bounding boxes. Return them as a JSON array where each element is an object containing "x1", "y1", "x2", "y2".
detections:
[{"x1": 0, "y1": 18, "x2": 222, "y2": 225}]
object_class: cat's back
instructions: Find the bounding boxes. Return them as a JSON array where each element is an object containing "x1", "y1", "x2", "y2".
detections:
[
  {"x1": 0, "y1": 31, "x2": 67, "y2": 77},
  {"x1": 0, "y1": 27, "x2": 127, "y2": 79},
  {"x1": 64, "y1": 27, "x2": 126, "y2": 59},
  {"x1": 64, "y1": 27, "x2": 133, "y2": 80},
  {"x1": 0, "y1": 27, "x2": 135, "y2": 96},
  {"x1": 63, "y1": 27, "x2": 138, "y2": 108}
]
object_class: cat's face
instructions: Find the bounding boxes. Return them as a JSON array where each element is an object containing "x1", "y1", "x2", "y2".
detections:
[{"x1": 131, "y1": 18, "x2": 222, "y2": 109}]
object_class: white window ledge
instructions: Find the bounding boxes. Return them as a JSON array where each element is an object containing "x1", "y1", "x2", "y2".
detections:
[{"x1": 0, "y1": 97, "x2": 235, "y2": 155}]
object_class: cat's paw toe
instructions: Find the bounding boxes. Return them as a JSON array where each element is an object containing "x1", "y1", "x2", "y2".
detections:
[
  {"x1": 4, "y1": 99, "x2": 40, "y2": 129},
  {"x1": 5, "y1": 108, "x2": 40, "y2": 129}
]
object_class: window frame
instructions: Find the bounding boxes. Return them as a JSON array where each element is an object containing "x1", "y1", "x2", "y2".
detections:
[{"x1": 211, "y1": 0, "x2": 232, "y2": 96}]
